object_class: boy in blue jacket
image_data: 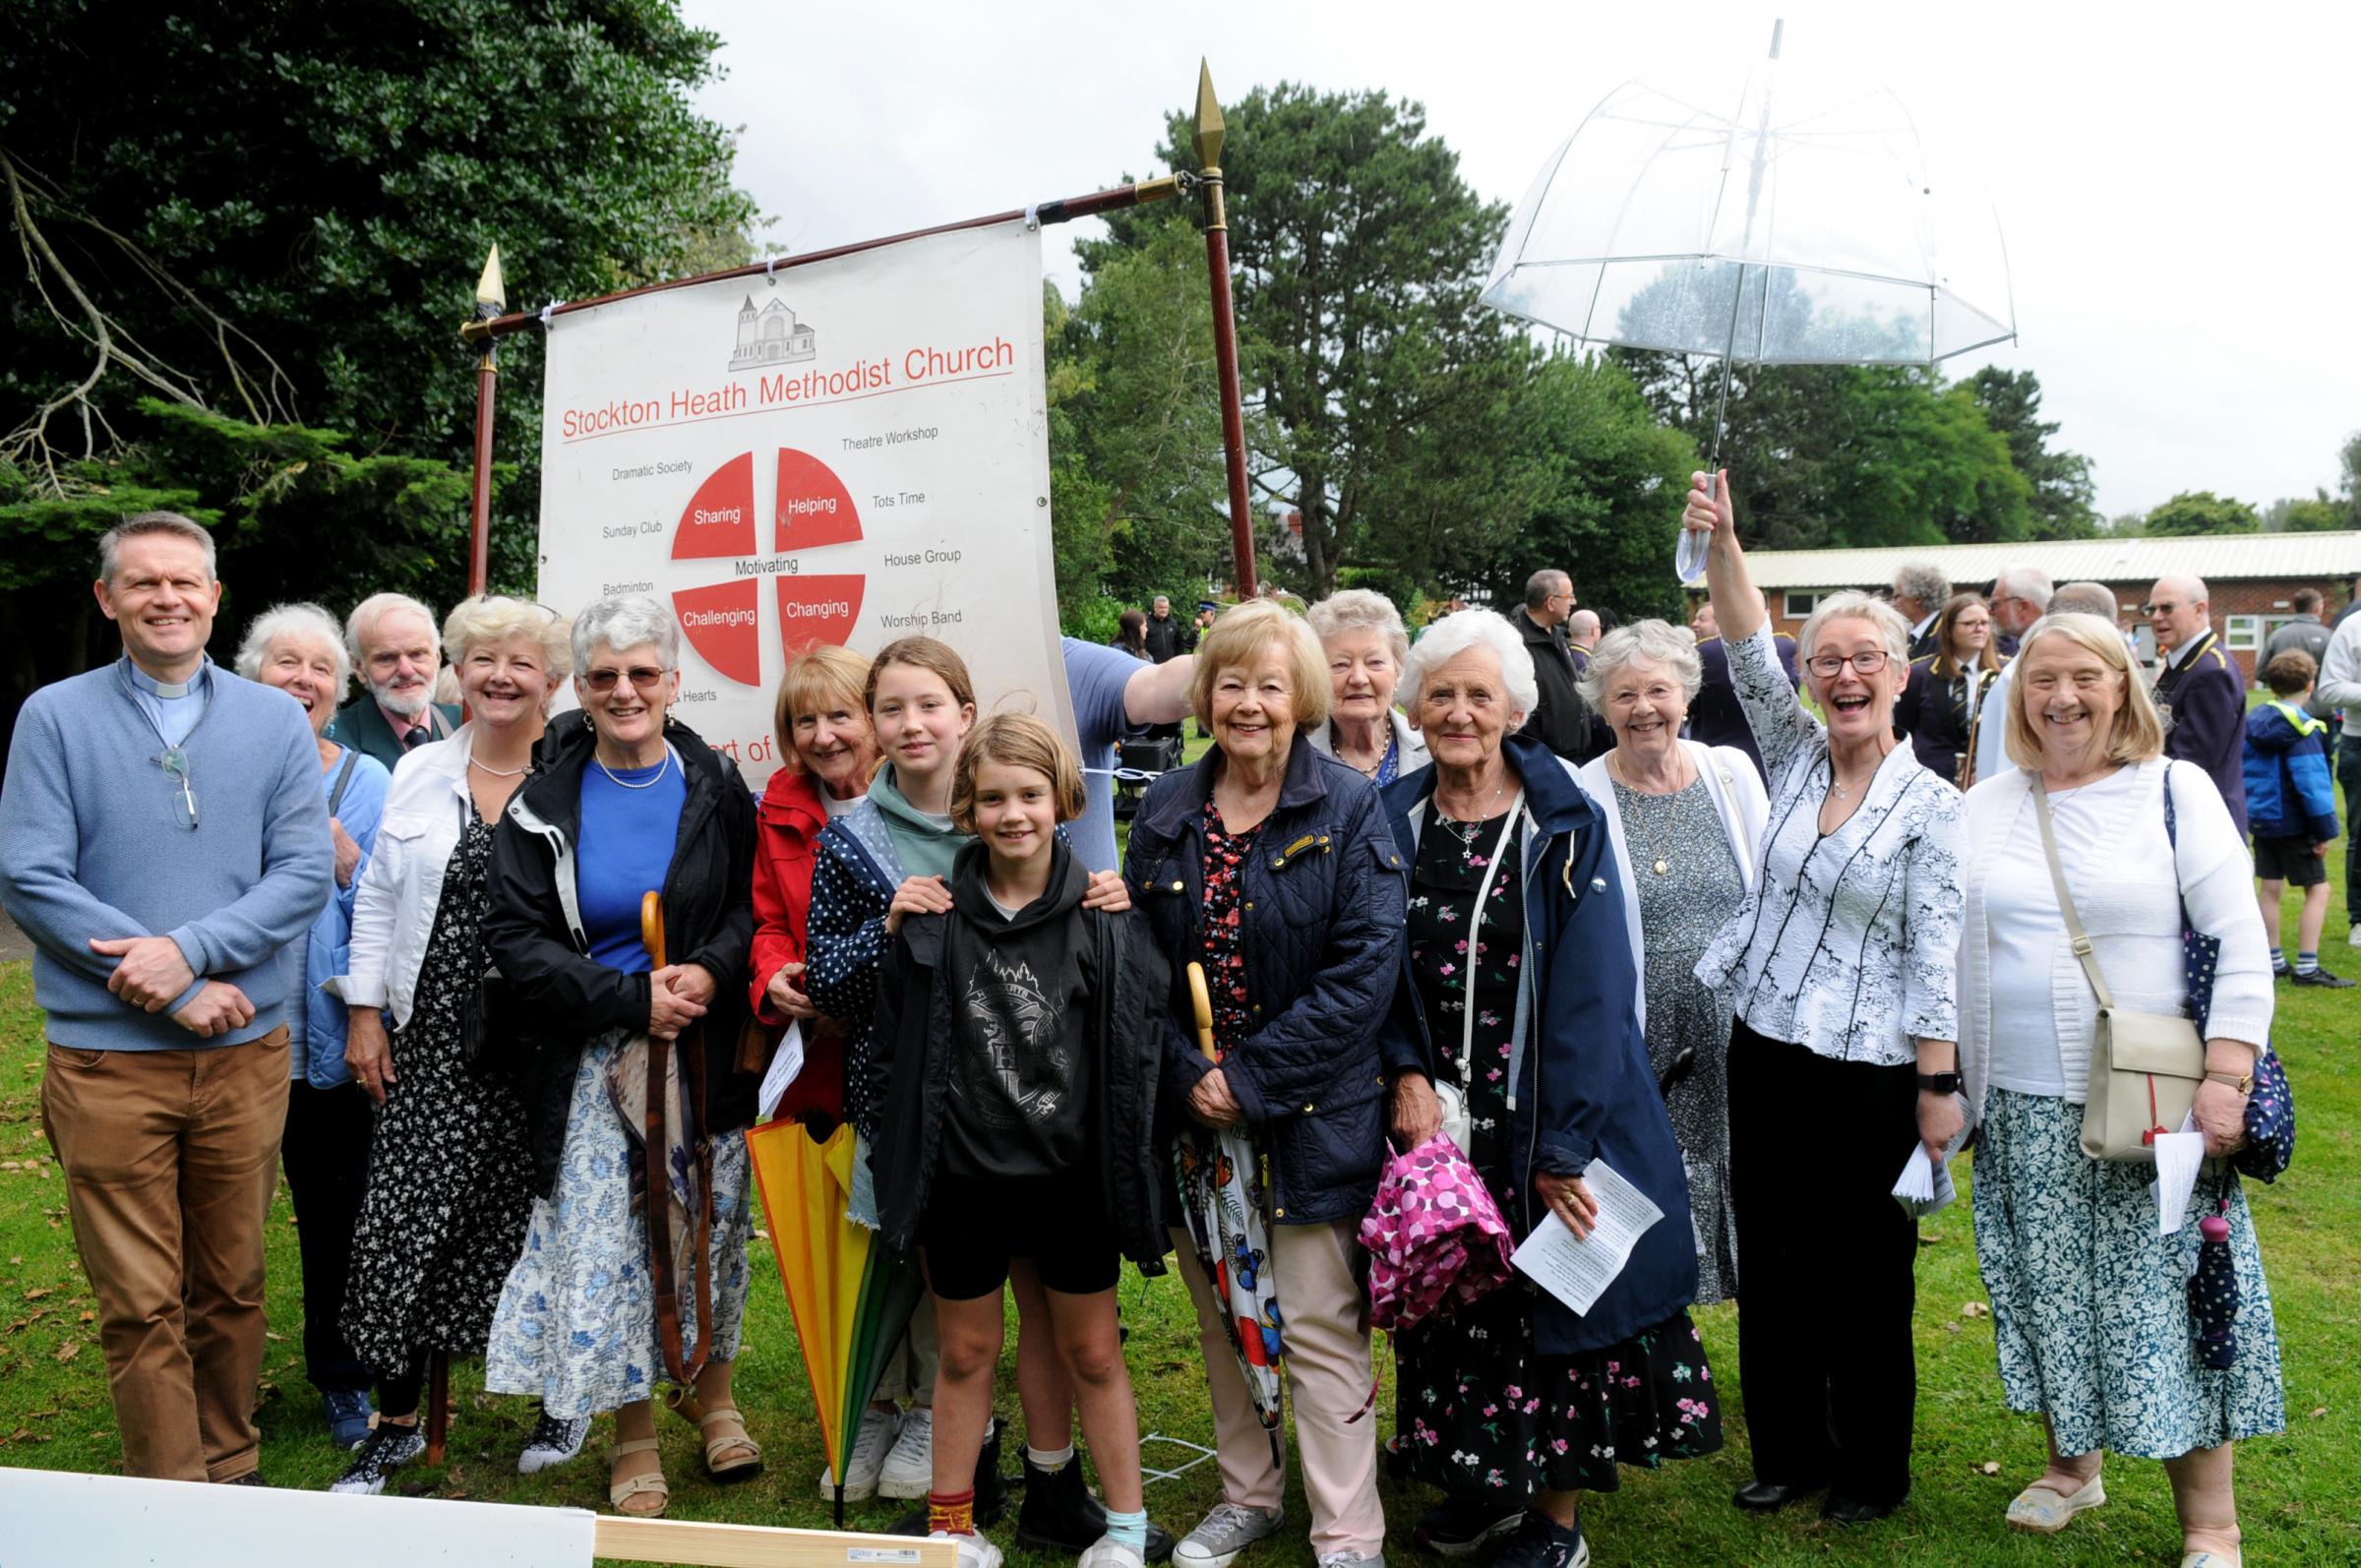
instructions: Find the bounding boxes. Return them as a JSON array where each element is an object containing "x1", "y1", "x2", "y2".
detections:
[{"x1": 2244, "y1": 649, "x2": 2351, "y2": 987}]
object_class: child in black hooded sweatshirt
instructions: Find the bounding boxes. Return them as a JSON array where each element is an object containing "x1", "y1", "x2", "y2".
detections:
[{"x1": 868, "y1": 714, "x2": 1172, "y2": 1568}]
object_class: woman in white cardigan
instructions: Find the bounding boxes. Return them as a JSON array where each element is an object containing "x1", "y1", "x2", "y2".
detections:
[
  {"x1": 1574, "y1": 620, "x2": 1766, "y2": 1306},
  {"x1": 1959, "y1": 613, "x2": 2279, "y2": 1568},
  {"x1": 1683, "y1": 473, "x2": 1967, "y2": 1525}
]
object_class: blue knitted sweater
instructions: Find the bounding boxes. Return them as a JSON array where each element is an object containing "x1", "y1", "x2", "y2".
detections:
[{"x1": 0, "y1": 658, "x2": 333, "y2": 1050}]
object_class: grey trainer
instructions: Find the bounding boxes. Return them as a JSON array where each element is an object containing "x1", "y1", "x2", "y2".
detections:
[{"x1": 1174, "y1": 1503, "x2": 1285, "y2": 1568}]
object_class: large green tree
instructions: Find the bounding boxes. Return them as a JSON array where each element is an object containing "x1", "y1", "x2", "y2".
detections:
[
  {"x1": 0, "y1": 0, "x2": 757, "y2": 722},
  {"x1": 2144, "y1": 490, "x2": 2260, "y2": 536},
  {"x1": 1044, "y1": 222, "x2": 1237, "y2": 627},
  {"x1": 1091, "y1": 85, "x2": 1526, "y2": 598},
  {"x1": 1967, "y1": 367, "x2": 2098, "y2": 538}
]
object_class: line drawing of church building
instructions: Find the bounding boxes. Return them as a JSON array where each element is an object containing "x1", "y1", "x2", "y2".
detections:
[{"x1": 730, "y1": 295, "x2": 817, "y2": 371}]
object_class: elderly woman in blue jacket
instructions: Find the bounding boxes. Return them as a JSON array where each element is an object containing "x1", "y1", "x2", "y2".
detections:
[
  {"x1": 1378, "y1": 610, "x2": 1717, "y2": 1568},
  {"x1": 1123, "y1": 600, "x2": 1407, "y2": 1568}
]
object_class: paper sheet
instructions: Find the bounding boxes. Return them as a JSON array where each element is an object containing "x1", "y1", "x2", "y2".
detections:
[
  {"x1": 1510, "y1": 1160, "x2": 1663, "y2": 1316},
  {"x1": 1891, "y1": 1144, "x2": 1958, "y2": 1219},
  {"x1": 756, "y1": 1020, "x2": 805, "y2": 1122},
  {"x1": 2153, "y1": 1112, "x2": 2205, "y2": 1236}
]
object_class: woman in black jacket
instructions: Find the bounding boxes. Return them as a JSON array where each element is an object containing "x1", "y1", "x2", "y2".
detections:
[
  {"x1": 1894, "y1": 593, "x2": 2002, "y2": 785},
  {"x1": 1122, "y1": 601, "x2": 1409, "y2": 1568},
  {"x1": 479, "y1": 597, "x2": 759, "y2": 1520}
]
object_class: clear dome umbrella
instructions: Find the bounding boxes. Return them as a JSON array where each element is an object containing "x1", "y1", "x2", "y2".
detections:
[{"x1": 1482, "y1": 21, "x2": 2016, "y2": 580}]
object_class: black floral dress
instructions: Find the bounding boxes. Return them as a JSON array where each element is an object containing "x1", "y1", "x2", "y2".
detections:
[
  {"x1": 1198, "y1": 801, "x2": 1264, "y2": 1052},
  {"x1": 1392, "y1": 804, "x2": 1722, "y2": 1500},
  {"x1": 341, "y1": 807, "x2": 536, "y2": 1382}
]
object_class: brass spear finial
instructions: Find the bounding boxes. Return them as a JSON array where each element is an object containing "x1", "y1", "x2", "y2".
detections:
[
  {"x1": 474, "y1": 245, "x2": 507, "y2": 315},
  {"x1": 1193, "y1": 59, "x2": 1225, "y2": 173}
]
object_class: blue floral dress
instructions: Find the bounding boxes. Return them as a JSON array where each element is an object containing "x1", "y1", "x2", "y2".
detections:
[
  {"x1": 1392, "y1": 806, "x2": 1722, "y2": 1498},
  {"x1": 483, "y1": 1029, "x2": 754, "y2": 1419}
]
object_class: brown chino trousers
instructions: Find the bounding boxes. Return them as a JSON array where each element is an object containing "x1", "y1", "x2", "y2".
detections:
[{"x1": 41, "y1": 1029, "x2": 291, "y2": 1481}]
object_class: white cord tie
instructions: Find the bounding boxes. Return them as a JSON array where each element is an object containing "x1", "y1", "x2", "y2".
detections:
[
  {"x1": 1024, "y1": 204, "x2": 1040, "y2": 231},
  {"x1": 538, "y1": 300, "x2": 568, "y2": 328}
]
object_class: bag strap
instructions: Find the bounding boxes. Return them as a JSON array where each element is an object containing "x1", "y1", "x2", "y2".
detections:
[
  {"x1": 1452, "y1": 792, "x2": 1525, "y2": 1086},
  {"x1": 2029, "y1": 778, "x2": 2117, "y2": 1012},
  {"x1": 328, "y1": 749, "x2": 361, "y2": 815}
]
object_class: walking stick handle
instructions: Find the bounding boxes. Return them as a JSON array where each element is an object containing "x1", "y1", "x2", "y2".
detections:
[
  {"x1": 1185, "y1": 962, "x2": 1217, "y2": 1061},
  {"x1": 641, "y1": 890, "x2": 668, "y2": 969}
]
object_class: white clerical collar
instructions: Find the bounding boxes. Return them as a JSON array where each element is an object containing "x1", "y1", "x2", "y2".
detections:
[{"x1": 123, "y1": 655, "x2": 209, "y2": 699}]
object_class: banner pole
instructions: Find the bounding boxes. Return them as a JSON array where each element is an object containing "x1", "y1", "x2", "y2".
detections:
[
  {"x1": 466, "y1": 246, "x2": 506, "y2": 597},
  {"x1": 1191, "y1": 62, "x2": 1259, "y2": 601}
]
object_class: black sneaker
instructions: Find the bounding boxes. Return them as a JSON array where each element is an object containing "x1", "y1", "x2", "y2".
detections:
[
  {"x1": 2293, "y1": 965, "x2": 2355, "y2": 988},
  {"x1": 1017, "y1": 1449, "x2": 1175, "y2": 1561},
  {"x1": 1488, "y1": 1512, "x2": 1588, "y2": 1568},
  {"x1": 889, "y1": 1418, "x2": 1010, "y2": 1536},
  {"x1": 1411, "y1": 1498, "x2": 1526, "y2": 1557},
  {"x1": 517, "y1": 1411, "x2": 592, "y2": 1474},
  {"x1": 331, "y1": 1422, "x2": 426, "y2": 1495}
]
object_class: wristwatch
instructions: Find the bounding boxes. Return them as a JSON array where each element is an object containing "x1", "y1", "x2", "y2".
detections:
[
  {"x1": 2205, "y1": 1069, "x2": 2253, "y2": 1093},
  {"x1": 1917, "y1": 1071, "x2": 1963, "y2": 1097}
]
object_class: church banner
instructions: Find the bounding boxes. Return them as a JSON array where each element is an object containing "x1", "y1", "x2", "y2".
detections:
[{"x1": 536, "y1": 220, "x2": 1069, "y2": 788}]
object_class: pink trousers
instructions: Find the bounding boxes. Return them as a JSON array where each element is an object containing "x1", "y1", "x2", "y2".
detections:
[{"x1": 1171, "y1": 1219, "x2": 1385, "y2": 1558}]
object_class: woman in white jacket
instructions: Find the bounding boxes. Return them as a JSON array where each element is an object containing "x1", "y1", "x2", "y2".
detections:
[
  {"x1": 329, "y1": 596, "x2": 583, "y2": 1495},
  {"x1": 1573, "y1": 620, "x2": 1767, "y2": 1307},
  {"x1": 1957, "y1": 613, "x2": 2279, "y2": 1568}
]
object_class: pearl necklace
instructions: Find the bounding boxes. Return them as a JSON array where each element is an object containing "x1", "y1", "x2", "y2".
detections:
[{"x1": 467, "y1": 742, "x2": 527, "y2": 778}]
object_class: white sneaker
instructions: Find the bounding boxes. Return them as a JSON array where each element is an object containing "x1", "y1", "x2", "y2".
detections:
[
  {"x1": 2348, "y1": 925, "x2": 2361, "y2": 947},
  {"x1": 929, "y1": 1530, "x2": 1004, "y2": 1568},
  {"x1": 819, "y1": 1404, "x2": 903, "y2": 1501},
  {"x1": 878, "y1": 1404, "x2": 935, "y2": 1499},
  {"x1": 1080, "y1": 1535, "x2": 1149, "y2": 1568},
  {"x1": 1174, "y1": 1502, "x2": 1285, "y2": 1568}
]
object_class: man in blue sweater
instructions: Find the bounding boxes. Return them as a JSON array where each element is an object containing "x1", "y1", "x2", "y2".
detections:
[{"x1": 0, "y1": 512, "x2": 332, "y2": 1484}]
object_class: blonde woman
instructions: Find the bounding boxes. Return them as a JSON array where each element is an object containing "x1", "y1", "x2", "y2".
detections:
[{"x1": 1958, "y1": 613, "x2": 2277, "y2": 1566}]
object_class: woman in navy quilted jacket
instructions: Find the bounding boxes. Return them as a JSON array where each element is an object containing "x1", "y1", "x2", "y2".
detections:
[{"x1": 1123, "y1": 600, "x2": 1408, "y2": 1568}]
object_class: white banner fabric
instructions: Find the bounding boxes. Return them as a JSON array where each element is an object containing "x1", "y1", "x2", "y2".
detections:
[{"x1": 536, "y1": 219, "x2": 1069, "y2": 789}]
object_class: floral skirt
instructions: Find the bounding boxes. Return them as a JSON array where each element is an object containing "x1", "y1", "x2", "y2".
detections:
[
  {"x1": 1394, "y1": 1282, "x2": 1721, "y2": 1498},
  {"x1": 1972, "y1": 1087, "x2": 2284, "y2": 1459},
  {"x1": 484, "y1": 1035, "x2": 754, "y2": 1418}
]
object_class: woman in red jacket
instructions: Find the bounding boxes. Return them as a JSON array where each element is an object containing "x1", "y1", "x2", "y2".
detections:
[{"x1": 751, "y1": 644, "x2": 881, "y2": 1122}]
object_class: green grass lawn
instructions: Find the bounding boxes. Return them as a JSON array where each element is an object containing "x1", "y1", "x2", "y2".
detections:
[{"x1": 0, "y1": 820, "x2": 2355, "y2": 1564}]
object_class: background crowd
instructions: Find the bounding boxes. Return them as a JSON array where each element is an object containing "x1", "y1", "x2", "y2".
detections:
[{"x1": 0, "y1": 494, "x2": 2323, "y2": 1568}]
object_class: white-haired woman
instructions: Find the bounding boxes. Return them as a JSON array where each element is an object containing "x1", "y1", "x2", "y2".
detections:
[
  {"x1": 1960, "y1": 614, "x2": 2277, "y2": 1563},
  {"x1": 1572, "y1": 620, "x2": 1767, "y2": 1308},
  {"x1": 237, "y1": 603, "x2": 393, "y2": 1451},
  {"x1": 1376, "y1": 610, "x2": 1716, "y2": 1568},
  {"x1": 482, "y1": 597, "x2": 759, "y2": 1519},
  {"x1": 331, "y1": 595, "x2": 575, "y2": 1494},
  {"x1": 1683, "y1": 472, "x2": 1967, "y2": 1525},
  {"x1": 1305, "y1": 588, "x2": 1429, "y2": 784}
]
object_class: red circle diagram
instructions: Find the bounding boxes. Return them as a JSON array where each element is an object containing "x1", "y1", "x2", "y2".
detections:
[{"x1": 668, "y1": 450, "x2": 868, "y2": 686}]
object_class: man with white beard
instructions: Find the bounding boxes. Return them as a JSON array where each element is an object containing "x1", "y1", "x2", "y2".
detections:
[{"x1": 325, "y1": 593, "x2": 461, "y2": 771}]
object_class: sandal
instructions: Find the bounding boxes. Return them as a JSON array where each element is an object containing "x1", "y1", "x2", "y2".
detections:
[
  {"x1": 696, "y1": 1404, "x2": 764, "y2": 1483},
  {"x1": 608, "y1": 1437, "x2": 670, "y2": 1518},
  {"x1": 2006, "y1": 1473, "x2": 2104, "y2": 1534}
]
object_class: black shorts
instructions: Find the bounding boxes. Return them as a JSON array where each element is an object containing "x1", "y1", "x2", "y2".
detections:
[
  {"x1": 2254, "y1": 834, "x2": 2328, "y2": 886},
  {"x1": 917, "y1": 1170, "x2": 1120, "y2": 1301}
]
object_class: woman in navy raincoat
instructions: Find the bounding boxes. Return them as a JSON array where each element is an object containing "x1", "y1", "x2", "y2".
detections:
[{"x1": 1377, "y1": 610, "x2": 1718, "y2": 1568}]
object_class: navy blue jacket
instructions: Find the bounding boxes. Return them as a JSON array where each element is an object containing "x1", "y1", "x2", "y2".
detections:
[
  {"x1": 1690, "y1": 633, "x2": 1798, "y2": 784},
  {"x1": 2242, "y1": 701, "x2": 2340, "y2": 844},
  {"x1": 2155, "y1": 630, "x2": 2249, "y2": 836},
  {"x1": 1375, "y1": 734, "x2": 1698, "y2": 1357},
  {"x1": 1123, "y1": 738, "x2": 1409, "y2": 1227}
]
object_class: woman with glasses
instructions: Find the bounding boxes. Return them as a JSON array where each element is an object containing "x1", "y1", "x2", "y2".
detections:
[
  {"x1": 480, "y1": 597, "x2": 760, "y2": 1518},
  {"x1": 1895, "y1": 593, "x2": 2005, "y2": 786},
  {"x1": 331, "y1": 595, "x2": 575, "y2": 1495},
  {"x1": 1682, "y1": 473, "x2": 1968, "y2": 1527}
]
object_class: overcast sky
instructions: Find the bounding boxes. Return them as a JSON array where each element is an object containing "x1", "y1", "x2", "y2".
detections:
[{"x1": 683, "y1": 0, "x2": 2358, "y2": 523}]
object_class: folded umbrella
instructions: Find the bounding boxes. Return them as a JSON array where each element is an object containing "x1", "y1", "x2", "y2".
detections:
[{"x1": 1359, "y1": 1133, "x2": 1515, "y2": 1332}]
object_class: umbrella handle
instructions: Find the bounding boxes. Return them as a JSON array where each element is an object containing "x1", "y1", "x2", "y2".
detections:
[
  {"x1": 641, "y1": 890, "x2": 668, "y2": 970},
  {"x1": 1186, "y1": 962, "x2": 1218, "y2": 1062}
]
